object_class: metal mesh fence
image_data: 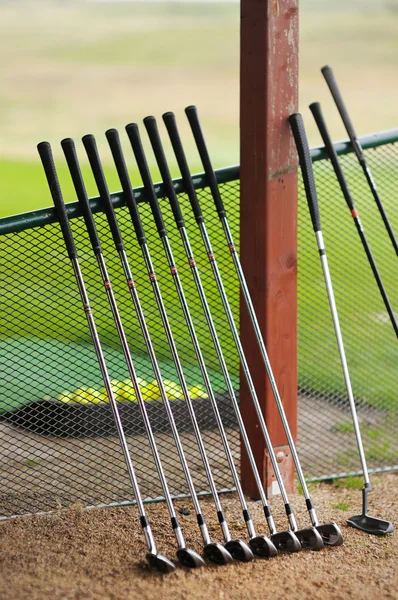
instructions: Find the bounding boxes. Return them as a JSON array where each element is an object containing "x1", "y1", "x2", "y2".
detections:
[{"x1": 1, "y1": 131, "x2": 398, "y2": 519}]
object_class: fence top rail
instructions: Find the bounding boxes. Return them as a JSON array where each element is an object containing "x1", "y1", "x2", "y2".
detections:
[{"x1": 1, "y1": 127, "x2": 397, "y2": 236}]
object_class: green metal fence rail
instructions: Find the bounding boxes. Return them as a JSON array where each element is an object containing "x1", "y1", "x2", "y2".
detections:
[{"x1": 1, "y1": 128, "x2": 397, "y2": 519}]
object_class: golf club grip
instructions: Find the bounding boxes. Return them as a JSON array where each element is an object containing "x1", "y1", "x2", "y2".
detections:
[
  {"x1": 288, "y1": 113, "x2": 321, "y2": 232},
  {"x1": 144, "y1": 116, "x2": 185, "y2": 230},
  {"x1": 37, "y1": 141, "x2": 77, "y2": 259},
  {"x1": 185, "y1": 105, "x2": 226, "y2": 219},
  {"x1": 82, "y1": 134, "x2": 125, "y2": 253},
  {"x1": 125, "y1": 123, "x2": 167, "y2": 238},
  {"x1": 61, "y1": 138, "x2": 102, "y2": 255},
  {"x1": 105, "y1": 128, "x2": 146, "y2": 246},
  {"x1": 321, "y1": 65, "x2": 365, "y2": 162},
  {"x1": 163, "y1": 111, "x2": 204, "y2": 224},
  {"x1": 309, "y1": 103, "x2": 354, "y2": 211}
]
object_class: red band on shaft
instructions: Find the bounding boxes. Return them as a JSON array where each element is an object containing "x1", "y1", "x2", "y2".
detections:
[{"x1": 351, "y1": 208, "x2": 359, "y2": 218}]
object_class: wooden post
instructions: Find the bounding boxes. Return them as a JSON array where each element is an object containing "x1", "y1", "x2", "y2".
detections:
[{"x1": 240, "y1": 0, "x2": 299, "y2": 497}]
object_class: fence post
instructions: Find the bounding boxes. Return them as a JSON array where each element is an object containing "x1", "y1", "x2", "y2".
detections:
[{"x1": 240, "y1": 0, "x2": 299, "y2": 497}]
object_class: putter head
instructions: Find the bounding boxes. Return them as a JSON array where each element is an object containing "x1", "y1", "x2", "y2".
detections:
[
  {"x1": 224, "y1": 538, "x2": 254, "y2": 562},
  {"x1": 249, "y1": 535, "x2": 278, "y2": 558},
  {"x1": 316, "y1": 522, "x2": 344, "y2": 546},
  {"x1": 203, "y1": 542, "x2": 234, "y2": 565},
  {"x1": 294, "y1": 527, "x2": 324, "y2": 551},
  {"x1": 146, "y1": 553, "x2": 176, "y2": 573},
  {"x1": 176, "y1": 547, "x2": 205, "y2": 568},
  {"x1": 347, "y1": 514, "x2": 394, "y2": 536},
  {"x1": 271, "y1": 530, "x2": 302, "y2": 553}
]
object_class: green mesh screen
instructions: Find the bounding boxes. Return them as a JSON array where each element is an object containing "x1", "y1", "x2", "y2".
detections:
[{"x1": 1, "y1": 131, "x2": 398, "y2": 519}]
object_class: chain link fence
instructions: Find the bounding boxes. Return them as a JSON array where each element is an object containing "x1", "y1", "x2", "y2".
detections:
[{"x1": 1, "y1": 129, "x2": 397, "y2": 519}]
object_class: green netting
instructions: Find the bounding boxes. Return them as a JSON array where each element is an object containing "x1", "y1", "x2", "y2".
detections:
[{"x1": 1, "y1": 129, "x2": 397, "y2": 518}]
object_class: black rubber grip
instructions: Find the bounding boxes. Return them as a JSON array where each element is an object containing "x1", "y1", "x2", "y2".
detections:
[
  {"x1": 105, "y1": 128, "x2": 146, "y2": 246},
  {"x1": 144, "y1": 116, "x2": 185, "y2": 230},
  {"x1": 162, "y1": 111, "x2": 204, "y2": 224},
  {"x1": 185, "y1": 105, "x2": 226, "y2": 219},
  {"x1": 82, "y1": 134, "x2": 125, "y2": 253},
  {"x1": 321, "y1": 65, "x2": 365, "y2": 162},
  {"x1": 309, "y1": 102, "x2": 355, "y2": 211},
  {"x1": 289, "y1": 113, "x2": 322, "y2": 232},
  {"x1": 61, "y1": 138, "x2": 102, "y2": 256},
  {"x1": 37, "y1": 141, "x2": 77, "y2": 259},
  {"x1": 125, "y1": 122, "x2": 167, "y2": 239}
]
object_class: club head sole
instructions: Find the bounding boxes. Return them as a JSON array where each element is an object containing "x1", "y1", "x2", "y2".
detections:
[
  {"x1": 176, "y1": 548, "x2": 205, "y2": 568},
  {"x1": 347, "y1": 514, "x2": 394, "y2": 536},
  {"x1": 203, "y1": 542, "x2": 234, "y2": 565},
  {"x1": 271, "y1": 530, "x2": 302, "y2": 553},
  {"x1": 225, "y1": 539, "x2": 254, "y2": 562},
  {"x1": 316, "y1": 522, "x2": 344, "y2": 546},
  {"x1": 146, "y1": 553, "x2": 176, "y2": 573},
  {"x1": 295, "y1": 527, "x2": 324, "y2": 551},
  {"x1": 249, "y1": 535, "x2": 278, "y2": 558}
]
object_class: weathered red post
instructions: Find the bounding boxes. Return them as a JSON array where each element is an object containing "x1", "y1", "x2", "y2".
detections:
[{"x1": 240, "y1": 0, "x2": 299, "y2": 497}]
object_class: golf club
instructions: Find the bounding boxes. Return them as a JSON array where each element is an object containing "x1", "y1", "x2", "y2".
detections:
[
  {"x1": 289, "y1": 111, "x2": 394, "y2": 536},
  {"x1": 309, "y1": 101, "x2": 398, "y2": 339},
  {"x1": 84, "y1": 131, "x2": 252, "y2": 563},
  {"x1": 143, "y1": 114, "x2": 302, "y2": 554},
  {"x1": 178, "y1": 106, "x2": 344, "y2": 547},
  {"x1": 37, "y1": 141, "x2": 176, "y2": 573},
  {"x1": 321, "y1": 65, "x2": 398, "y2": 259},
  {"x1": 61, "y1": 136, "x2": 210, "y2": 567}
]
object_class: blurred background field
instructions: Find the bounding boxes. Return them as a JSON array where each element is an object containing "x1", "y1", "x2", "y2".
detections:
[{"x1": 0, "y1": 0, "x2": 397, "y2": 217}]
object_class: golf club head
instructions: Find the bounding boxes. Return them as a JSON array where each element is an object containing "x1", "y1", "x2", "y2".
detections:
[
  {"x1": 347, "y1": 514, "x2": 394, "y2": 536},
  {"x1": 271, "y1": 530, "x2": 302, "y2": 553},
  {"x1": 249, "y1": 535, "x2": 278, "y2": 558},
  {"x1": 146, "y1": 553, "x2": 176, "y2": 573},
  {"x1": 294, "y1": 527, "x2": 324, "y2": 551},
  {"x1": 176, "y1": 547, "x2": 206, "y2": 568},
  {"x1": 224, "y1": 538, "x2": 254, "y2": 562},
  {"x1": 316, "y1": 522, "x2": 344, "y2": 546},
  {"x1": 203, "y1": 542, "x2": 234, "y2": 565}
]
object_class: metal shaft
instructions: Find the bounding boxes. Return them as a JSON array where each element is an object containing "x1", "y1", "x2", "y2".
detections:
[
  {"x1": 315, "y1": 231, "x2": 370, "y2": 484},
  {"x1": 71, "y1": 257, "x2": 158, "y2": 554},
  {"x1": 117, "y1": 246, "x2": 230, "y2": 544},
  {"x1": 141, "y1": 240, "x2": 256, "y2": 540}
]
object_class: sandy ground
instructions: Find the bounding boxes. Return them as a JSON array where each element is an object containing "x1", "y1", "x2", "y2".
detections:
[{"x1": 0, "y1": 473, "x2": 397, "y2": 600}]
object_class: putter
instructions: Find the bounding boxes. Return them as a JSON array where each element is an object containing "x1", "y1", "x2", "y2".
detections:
[
  {"x1": 84, "y1": 130, "x2": 252, "y2": 563},
  {"x1": 184, "y1": 105, "x2": 344, "y2": 548},
  {"x1": 289, "y1": 111, "x2": 394, "y2": 537},
  {"x1": 322, "y1": 65, "x2": 398, "y2": 259},
  {"x1": 164, "y1": 110, "x2": 327, "y2": 551},
  {"x1": 143, "y1": 115, "x2": 301, "y2": 554},
  {"x1": 37, "y1": 141, "x2": 176, "y2": 574},
  {"x1": 309, "y1": 101, "x2": 398, "y2": 339},
  {"x1": 126, "y1": 121, "x2": 279, "y2": 558},
  {"x1": 61, "y1": 137, "x2": 219, "y2": 567}
]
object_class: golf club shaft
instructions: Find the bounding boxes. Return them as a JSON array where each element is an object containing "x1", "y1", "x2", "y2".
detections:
[
  {"x1": 164, "y1": 111, "x2": 304, "y2": 528},
  {"x1": 289, "y1": 112, "x2": 370, "y2": 485},
  {"x1": 321, "y1": 65, "x2": 398, "y2": 258},
  {"x1": 37, "y1": 141, "x2": 159, "y2": 557},
  {"x1": 122, "y1": 123, "x2": 261, "y2": 541},
  {"x1": 309, "y1": 101, "x2": 398, "y2": 338},
  {"x1": 62, "y1": 137, "x2": 197, "y2": 551},
  {"x1": 102, "y1": 129, "x2": 240, "y2": 545}
]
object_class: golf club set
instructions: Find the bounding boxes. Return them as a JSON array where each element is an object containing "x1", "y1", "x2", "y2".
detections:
[{"x1": 36, "y1": 65, "x2": 392, "y2": 573}]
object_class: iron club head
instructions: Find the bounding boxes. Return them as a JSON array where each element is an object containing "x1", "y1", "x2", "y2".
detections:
[
  {"x1": 294, "y1": 527, "x2": 325, "y2": 551},
  {"x1": 316, "y1": 522, "x2": 344, "y2": 546},
  {"x1": 203, "y1": 542, "x2": 234, "y2": 565},
  {"x1": 224, "y1": 539, "x2": 254, "y2": 562},
  {"x1": 271, "y1": 530, "x2": 302, "y2": 553},
  {"x1": 249, "y1": 535, "x2": 278, "y2": 558},
  {"x1": 146, "y1": 553, "x2": 176, "y2": 573},
  {"x1": 176, "y1": 547, "x2": 206, "y2": 568}
]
